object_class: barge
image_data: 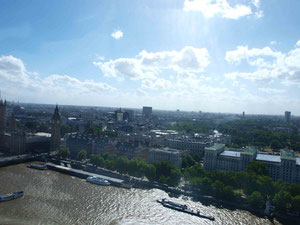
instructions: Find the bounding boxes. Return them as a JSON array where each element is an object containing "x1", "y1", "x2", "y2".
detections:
[{"x1": 157, "y1": 198, "x2": 215, "y2": 221}]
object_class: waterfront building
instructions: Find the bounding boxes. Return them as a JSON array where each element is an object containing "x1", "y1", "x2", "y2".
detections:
[
  {"x1": 51, "y1": 105, "x2": 61, "y2": 150},
  {"x1": 285, "y1": 111, "x2": 291, "y2": 123},
  {"x1": 204, "y1": 144, "x2": 300, "y2": 183},
  {"x1": 147, "y1": 147, "x2": 182, "y2": 166}
]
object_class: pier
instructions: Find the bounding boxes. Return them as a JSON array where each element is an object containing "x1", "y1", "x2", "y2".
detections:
[{"x1": 46, "y1": 163, "x2": 124, "y2": 186}]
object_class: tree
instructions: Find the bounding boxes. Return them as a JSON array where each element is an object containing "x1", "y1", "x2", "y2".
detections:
[
  {"x1": 145, "y1": 164, "x2": 156, "y2": 181},
  {"x1": 212, "y1": 180, "x2": 225, "y2": 199},
  {"x1": 246, "y1": 161, "x2": 268, "y2": 176},
  {"x1": 257, "y1": 176, "x2": 274, "y2": 198},
  {"x1": 291, "y1": 195, "x2": 300, "y2": 214},
  {"x1": 184, "y1": 164, "x2": 206, "y2": 180},
  {"x1": 153, "y1": 161, "x2": 182, "y2": 186},
  {"x1": 57, "y1": 147, "x2": 70, "y2": 158},
  {"x1": 77, "y1": 149, "x2": 87, "y2": 161},
  {"x1": 90, "y1": 154, "x2": 105, "y2": 167},
  {"x1": 181, "y1": 154, "x2": 196, "y2": 169},
  {"x1": 270, "y1": 139, "x2": 281, "y2": 150},
  {"x1": 248, "y1": 191, "x2": 264, "y2": 208},
  {"x1": 273, "y1": 190, "x2": 292, "y2": 212}
]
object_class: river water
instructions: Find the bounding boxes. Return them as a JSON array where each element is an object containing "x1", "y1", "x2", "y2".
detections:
[{"x1": 0, "y1": 163, "x2": 281, "y2": 225}]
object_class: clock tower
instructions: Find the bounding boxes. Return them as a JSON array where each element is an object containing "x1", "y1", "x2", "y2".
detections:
[{"x1": 51, "y1": 105, "x2": 61, "y2": 151}]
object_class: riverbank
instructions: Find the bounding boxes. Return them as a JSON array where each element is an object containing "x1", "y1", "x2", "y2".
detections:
[
  {"x1": 46, "y1": 157, "x2": 300, "y2": 224},
  {"x1": 0, "y1": 164, "x2": 272, "y2": 225},
  {"x1": 1, "y1": 154, "x2": 299, "y2": 224}
]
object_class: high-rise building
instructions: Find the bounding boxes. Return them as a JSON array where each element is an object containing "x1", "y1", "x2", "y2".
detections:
[
  {"x1": 0, "y1": 99, "x2": 6, "y2": 135},
  {"x1": 285, "y1": 111, "x2": 291, "y2": 123},
  {"x1": 51, "y1": 105, "x2": 61, "y2": 150},
  {"x1": 142, "y1": 106, "x2": 152, "y2": 118}
]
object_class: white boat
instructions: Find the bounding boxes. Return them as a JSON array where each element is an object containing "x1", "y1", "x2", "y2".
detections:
[
  {"x1": 86, "y1": 176, "x2": 110, "y2": 186},
  {"x1": 27, "y1": 164, "x2": 47, "y2": 170}
]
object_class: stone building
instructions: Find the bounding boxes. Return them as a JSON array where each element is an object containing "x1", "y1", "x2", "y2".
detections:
[
  {"x1": 51, "y1": 105, "x2": 61, "y2": 150},
  {"x1": 0, "y1": 99, "x2": 6, "y2": 135},
  {"x1": 204, "y1": 144, "x2": 300, "y2": 183},
  {"x1": 165, "y1": 138, "x2": 212, "y2": 156},
  {"x1": 147, "y1": 147, "x2": 182, "y2": 166}
]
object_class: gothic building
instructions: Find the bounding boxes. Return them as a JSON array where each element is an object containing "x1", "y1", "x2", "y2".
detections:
[
  {"x1": 51, "y1": 105, "x2": 61, "y2": 150},
  {"x1": 0, "y1": 97, "x2": 56, "y2": 155},
  {"x1": 0, "y1": 99, "x2": 6, "y2": 135}
]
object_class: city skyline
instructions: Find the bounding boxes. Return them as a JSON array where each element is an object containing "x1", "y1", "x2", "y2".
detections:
[{"x1": 1, "y1": 0, "x2": 300, "y2": 115}]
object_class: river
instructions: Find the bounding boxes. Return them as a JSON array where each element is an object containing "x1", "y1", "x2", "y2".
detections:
[{"x1": 0, "y1": 163, "x2": 281, "y2": 225}]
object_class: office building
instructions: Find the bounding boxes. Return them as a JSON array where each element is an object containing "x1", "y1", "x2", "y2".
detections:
[
  {"x1": 204, "y1": 144, "x2": 300, "y2": 183},
  {"x1": 285, "y1": 111, "x2": 291, "y2": 123}
]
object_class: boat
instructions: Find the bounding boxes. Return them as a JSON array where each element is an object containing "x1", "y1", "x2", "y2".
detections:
[
  {"x1": 0, "y1": 191, "x2": 24, "y2": 202},
  {"x1": 157, "y1": 198, "x2": 215, "y2": 221},
  {"x1": 86, "y1": 176, "x2": 110, "y2": 186},
  {"x1": 27, "y1": 164, "x2": 48, "y2": 170}
]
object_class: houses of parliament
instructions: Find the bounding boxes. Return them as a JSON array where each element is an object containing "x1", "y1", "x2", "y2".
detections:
[{"x1": 0, "y1": 98, "x2": 61, "y2": 155}]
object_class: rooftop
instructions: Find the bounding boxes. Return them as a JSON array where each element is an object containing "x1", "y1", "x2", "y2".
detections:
[
  {"x1": 256, "y1": 154, "x2": 281, "y2": 163},
  {"x1": 150, "y1": 147, "x2": 181, "y2": 154},
  {"x1": 220, "y1": 150, "x2": 240, "y2": 158},
  {"x1": 241, "y1": 146, "x2": 257, "y2": 155},
  {"x1": 205, "y1": 143, "x2": 225, "y2": 151},
  {"x1": 281, "y1": 148, "x2": 296, "y2": 161}
]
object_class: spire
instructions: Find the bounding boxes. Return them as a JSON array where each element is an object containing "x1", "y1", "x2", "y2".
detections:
[{"x1": 52, "y1": 104, "x2": 61, "y2": 121}]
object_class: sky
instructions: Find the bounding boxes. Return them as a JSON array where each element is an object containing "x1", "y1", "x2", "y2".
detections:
[{"x1": 0, "y1": 0, "x2": 300, "y2": 115}]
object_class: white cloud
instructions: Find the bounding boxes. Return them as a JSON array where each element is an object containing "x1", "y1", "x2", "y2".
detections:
[
  {"x1": 183, "y1": 0, "x2": 254, "y2": 19},
  {"x1": 141, "y1": 78, "x2": 172, "y2": 90},
  {"x1": 255, "y1": 10, "x2": 263, "y2": 19},
  {"x1": 111, "y1": 30, "x2": 123, "y2": 39},
  {"x1": 258, "y1": 88, "x2": 285, "y2": 94},
  {"x1": 0, "y1": 55, "x2": 116, "y2": 104},
  {"x1": 270, "y1": 41, "x2": 277, "y2": 45},
  {"x1": 94, "y1": 46, "x2": 210, "y2": 81},
  {"x1": 224, "y1": 42, "x2": 300, "y2": 84},
  {"x1": 296, "y1": 40, "x2": 300, "y2": 47},
  {"x1": 225, "y1": 46, "x2": 283, "y2": 64},
  {"x1": 252, "y1": 0, "x2": 260, "y2": 8}
]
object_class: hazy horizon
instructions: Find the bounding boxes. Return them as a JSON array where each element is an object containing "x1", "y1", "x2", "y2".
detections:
[{"x1": 1, "y1": 0, "x2": 300, "y2": 115}]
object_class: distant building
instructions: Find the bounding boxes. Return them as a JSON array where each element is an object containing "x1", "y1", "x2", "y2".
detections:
[
  {"x1": 204, "y1": 144, "x2": 300, "y2": 183},
  {"x1": 285, "y1": 111, "x2": 291, "y2": 123},
  {"x1": 115, "y1": 108, "x2": 124, "y2": 121},
  {"x1": 147, "y1": 147, "x2": 182, "y2": 166},
  {"x1": 123, "y1": 109, "x2": 134, "y2": 121},
  {"x1": 143, "y1": 106, "x2": 152, "y2": 118},
  {"x1": 51, "y1": 105, "x2": 61, "y2": 150}
]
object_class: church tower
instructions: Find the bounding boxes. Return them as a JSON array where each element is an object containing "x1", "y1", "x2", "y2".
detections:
[
  {"x1": 51, "y1": 105, "x2": 61, "y2": 151},
  {"x1": 0, "y1": 99, "x2": 6, "y2": 135}
]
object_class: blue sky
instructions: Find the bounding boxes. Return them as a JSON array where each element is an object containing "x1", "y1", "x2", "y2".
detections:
[{"x1": 0, "y1": 0, "x2": 300, "y2": 115}]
